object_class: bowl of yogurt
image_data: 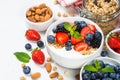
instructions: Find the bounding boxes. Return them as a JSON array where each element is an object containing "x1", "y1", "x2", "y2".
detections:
[{"x1": 45, "y1": 17, "x2": 104, "y2": 69}]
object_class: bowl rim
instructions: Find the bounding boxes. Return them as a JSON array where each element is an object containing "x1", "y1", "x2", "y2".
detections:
[
  {"x1": 25, "y1": 4, "x2": 55, "y2": 25},
  {"x1": 105, "y1": 28, "x2": 120, "y2": 56},
  {"x1": 80, "y1": 57, "x2": 120, "y2": 80},
  {"x1": 45, "y1": 17, "x2": 104, "y2": 59}
]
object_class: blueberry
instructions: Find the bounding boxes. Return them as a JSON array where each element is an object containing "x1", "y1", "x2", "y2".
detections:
[
  {"x1": 65, "y1": 41, "x2": 72, "y2": 47},
  {"x1": 85, "y1": 33, "x2": 93, "y2": 41},
  {"x1": 23, "y1": 66, "x2": 31, "y2": 74},
  {"x1": 79, "y1": 21, "x2": 87, "y2": 28},
  {"x1": 90, "y1": 73, "x2": 97, "y2": 79},
  {"x1": 116, "y1": 73, "x2": 120, "y2": 79},
  {"x1": 103, "y1": 73, "x2": 109, "y2": 78},
  {"x1": 74, "y1": 21, "x2": 80, "y2": 26},
  {"x1": 97, "y1": 71, "x2": 103, "y2": 78},
  {"x1": 94, "y1": 31, "x2": 102, "y2": 41},
  {"x1": 65, "y1": 46, "x2": 72, "y2": 51},
  {"x1": 115, "y1": 65, "x2": 120, "y2": 73},
  {"x1": 101, "y1": 50, "x2": 108, "y2": 57},
  {"x1": 25, "y1": 43, "x2": 32, "y2": 50},
  {"x1": 102, "y1": 78, "x2": 112, "y2": 80},
  {"x1": 57, "y1": 23, "x2": 64, "y2": 29},
  {"x1": 109, "y1": 73, "x2": 116, "y2": 79},
  {"x1": 82, "y1": 73, "x2": 90, "y2": 80},
  {"x1": 47, "y1": 35, "x2": 55, "y2": 43},
  {"x1": 37, "y1": 40, "x2": 44, "y2": 48},
  {"x1": 52, "y1": 28, "x2": 57, "y2": 33},
  {"x1": 99, "y1": 60, "x2": 105, "y2": 68}
]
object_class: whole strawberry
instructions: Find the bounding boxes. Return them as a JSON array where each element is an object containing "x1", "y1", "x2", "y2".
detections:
[
  {"x1": 32, "y1": 48, "x2": 45, "y2": 64},
  {"x1": 25, "y1": 29, "x2": 41, "y2": 41}
]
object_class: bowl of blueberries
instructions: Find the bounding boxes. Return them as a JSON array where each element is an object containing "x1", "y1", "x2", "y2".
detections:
[
  {"x1": 45, "y1": 17, "x2": 104, "y2": 69},
  {"x1": 80, "y1": 57, "x2": 120, "y2": 80}
]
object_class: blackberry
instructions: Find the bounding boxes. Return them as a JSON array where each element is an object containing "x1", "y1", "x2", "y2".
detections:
[
  {"x1": 74, "y1": 21, "x2": 82, "y2": 32},
  {"x1": 90, "y1": 38, "x2": 101, "y2": 48},
  {"x1": 55, "y1": 23, "x2": 68, "y2": 33}
]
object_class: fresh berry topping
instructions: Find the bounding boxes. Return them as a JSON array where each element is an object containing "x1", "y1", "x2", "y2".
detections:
[
  {"x1": 65, "y1": 40, "x2": 72, "y2": 47},
  {"x1": 115, "y1": 49, "x2": 120, "y2": 54},
  {"x1": 74, "y1": 42, "x2": 88, "y2": 52},
  {"x1": 79, "y1": 21, "x2": 87, "y2": 28},
  {"x1": 55, "y1": 32, "x2": 69, "y2": 45},
  {"x1": 37, "y1": 40, "x2": 44, "y2": 48},
  {"x1": 74, "y1": 21, "x2": 82, "y2": 31},
  {"x1": 25, "y1": 43, "x2": 32, "y2": 50},
  {"x1": 94, "y1": 31, "x2": 102, "y2": 41},
  {"x1": 90, "y1": 38, "x2": 101, "y2": 48},
  {"x1": 101, "y1": 50, "x2": 108, "y2": 57},
  {"x1": 71, "y1": 36, "x2": 84, "y2": 44},
  {"x1": 87, "y1": 24, "x2": 96, "y2": 32},
  {"x1": 55, "y1": 23, "x2": 67, "y2": 33},
  {"x1": 47, "y1": 35, "x2": 55, "y2": 44},
  {"x1": 85, "y1": 33, "x2": 93, "y2": 41},
  {"x1": 23, "y1": 66, "x2": 31, "y2": 74},
  {"x1": 65, "y1": 46, "x2": 72, "y2": 51},
  {"x1": 80, "y1": 26, "x2": 92, "y2": 38},
  {"x1": 32, "y1": 48, "x2": 45, "y2": 64},
  {"x1": 25, "y1": 29, "x2": 40, "y2": 41}
]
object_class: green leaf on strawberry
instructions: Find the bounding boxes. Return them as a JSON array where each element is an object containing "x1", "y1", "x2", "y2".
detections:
[{"x1": 14, "y1": 52, "x2": 31, "y2": 63}]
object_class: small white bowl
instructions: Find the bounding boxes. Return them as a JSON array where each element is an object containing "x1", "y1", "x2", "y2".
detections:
[
  {"x1": 105, "y1": 28, "x2": 120, "y2": 61},
  {"x1": 80, "y1": 57, "x2": 120, "y2": 80},
  {"x1": 45, "y1": 17, "x2": 104, "y2": 69},
  {"x1": 25, "y1": 4, "x2": 55, "y2": 32}
]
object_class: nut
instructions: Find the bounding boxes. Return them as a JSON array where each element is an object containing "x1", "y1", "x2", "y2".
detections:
[
  {"x1": 49, "y1": 72, "x2": 58, "y2": 78},
  {"x1": 26, "y1": 3, "x2": 52, "y2": 23},
  {"x1": 31, "y1": 72, "x2": 41, "y2": 79},
  {"x1": 58, "y1": 74, "x2": 64, "y2": 80},
  {"x1": 47, "y1": 57, "x2": 52, "y2": 62},
  {"x1": 45, "y1": 63, "x2": 52, "y2": 73},
  {"x1": 20, "y1": 76, "x2": 26, "y2": 80},
  {"x1": 75, "y1": 74, "x2": 80, "y2": 80},
  {"x1": 53, "y1": 66, "x2": 57, "y2": 71}
]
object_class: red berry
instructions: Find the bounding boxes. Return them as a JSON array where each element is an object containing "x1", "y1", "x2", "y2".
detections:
[
  {"x1": 32, "y1": 48, "x2": 45, "y2": 64},
  {"x1": 87, "y1": 24, "x2": 96, "y2": 32},
  {"x1": 25, "y1": 29, "x2": 40, "y2": 41},
  {"x1": 108, "y1": 37, "x2": 120, "y2": 49},
  {"x1": 74, "y1": 42, "x2": 88, "y2": 52},
  {"x1": 71, "y1": 36, "x2": 84, "y2": 44},
  {"x1": 55, "y1": 32, "x2": 69, "y2": 45}
]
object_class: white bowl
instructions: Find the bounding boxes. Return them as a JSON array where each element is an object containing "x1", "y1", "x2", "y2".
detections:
[
  {"x1": 25, "y1": 4, "x2": 55, "y2": 32},
  {"x1": 80, "y1": 57, "x2": 120, "y2": 80},
  {"x1": 105, "y1": 28, "x2": 120, "y2": 61},
  {"x1": 45, "y1": 17, "x2": 104, "y2": 69}
]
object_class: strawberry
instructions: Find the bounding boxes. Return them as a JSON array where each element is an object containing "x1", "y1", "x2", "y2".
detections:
[
  {"x1": 87, "y1": 24, "x2": 96, "y2": 33},
  {"x1": 71, "y1": 36, "x2": 84, "y2": 44},
  {"x1": 115, "y1": 49, "x2": 120, "y2": 54},
  {"x1": 80, "y1": 26, "x2": 92, "y2": 38},
  {"x1": 25, "y1": 29, "x2": 40, "y2": 41},
  {"x1": 74, "y1": 42, "x2": 88, "y2": 52},
  {"x1": 32, "y1": 48, "x2": 45, "y2": 64},
  {"x1": 108, "y1": 37, "x2": 120, "y2": 49},
  {"x1": 55, "y1": 32, "x2": 69, "y2": 45}
]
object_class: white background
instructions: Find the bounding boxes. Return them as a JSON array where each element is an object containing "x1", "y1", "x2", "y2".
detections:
[{"x1": 0, "y1": 0, "x2": 80, "y2": 80}]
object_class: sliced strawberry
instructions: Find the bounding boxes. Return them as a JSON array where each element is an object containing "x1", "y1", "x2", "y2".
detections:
[
  {"x1": 108, "y1": 37, "x2": 120, "y2": 49},
  {"x1": 74, "y1": 42, "x2": 88, "y2": 52},
  {"x1": 80, "y1": 26, "x2": 92, "y2": 38},
  {"x1": 87, "y1": 24, "x2": 96, "y2": 32},
  {"x1": 55, "y1": 32, "x2": 69, "y2": 45},
  {"x1": 71, "y1": 36, "x2": 84, "y2": 44}
]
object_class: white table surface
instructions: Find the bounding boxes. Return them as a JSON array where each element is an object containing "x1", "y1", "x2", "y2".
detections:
[{"x1": 0, "y1": 0, "x2": 80, "y2": 80}]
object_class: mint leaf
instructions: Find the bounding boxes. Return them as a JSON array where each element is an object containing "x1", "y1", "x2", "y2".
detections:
[
  {"x1": 72, "y1": 25, "x2": 77, "y2": 31},
  {"x1": 94, "y1": 60, "x2": 101, "y2": 70},
  {"x1": 70, "y1": 29, "x2": 74, "y2": 36},
  {"x1": 73, "y1": 31, "x2": 81, "y2": 39},
  {"x1": 64, "y1": 22, "x2": 72, "y2": 31},
  {"x1": 102, "y1": 66, "x2": 115, "y2": 73},
  {"x1": 84, "y1": 65, "x2": 98, "y2": 72},
  {"x1": 14, "y1": 52, "x2": 31, "y2": 63}
]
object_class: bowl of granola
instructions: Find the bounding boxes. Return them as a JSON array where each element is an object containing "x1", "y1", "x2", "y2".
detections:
[
  {"x1": 25, "y1": 3, "x2": 55, "y2": 31},
  {"x1": 45, "y1": 17, "x2": 104, "y2": 69},
  {"x1": 80, "y1": 57, "x2": 120, "y2": 80},
  {"x1": 105, "y1": 28, "x2": 120, "y2": 61}
]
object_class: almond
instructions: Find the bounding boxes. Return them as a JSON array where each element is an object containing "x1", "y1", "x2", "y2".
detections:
[
  {"x1": 49, "y1": 72, "x2": 58, "y2": 78},
  {"x1": 45, "y1": 63, "x2": 52, "y2": 73},
  {"x1": 31, "y1": 72, "x2": 41, "y2": 79}
]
